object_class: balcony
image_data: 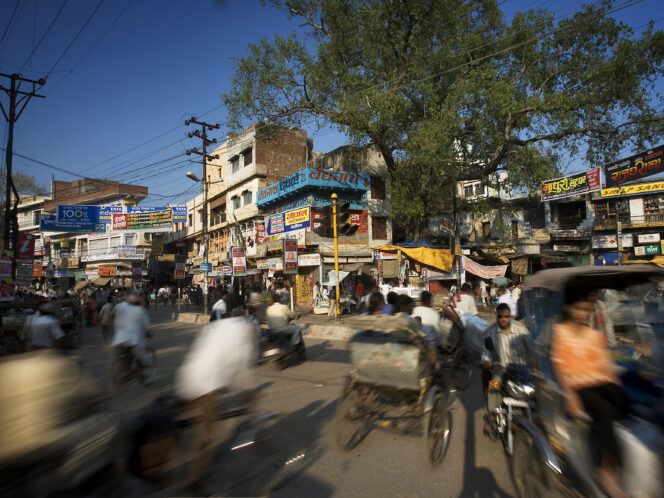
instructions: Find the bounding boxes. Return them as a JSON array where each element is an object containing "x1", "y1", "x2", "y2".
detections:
[
  {"x1": 227, "y1": 162, "x2": 268, "y2": 189},
  {"x1": 594, "y1": 213, "x2": 664, "y2": 230},
  {"x1": 210, "y1": 212, "x2": 227, "y2": 228}
]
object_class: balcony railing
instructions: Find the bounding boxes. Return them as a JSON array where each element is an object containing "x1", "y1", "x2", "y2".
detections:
[{"x1": 594, "y1": 213, "x2": 664, "y2": 228}]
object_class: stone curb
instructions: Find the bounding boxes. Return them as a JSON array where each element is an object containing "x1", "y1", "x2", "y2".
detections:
[
  {"x1": 177, "y1": 312, "x2": 210, "y2": 324},
  {"x1": 304, "y1": 324, "x2": 354, "y2": 341}
]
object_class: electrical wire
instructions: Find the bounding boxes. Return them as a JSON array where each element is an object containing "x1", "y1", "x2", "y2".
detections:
[
  {"x1": 45, "y1": 0, "x2": 106, "y2": 78},
  {"x1": 19, "y1": 0, "x2": 69, "y2": 73},
  {"x1": 0, "y1": 0, "x2": 23, "y2": 49}
]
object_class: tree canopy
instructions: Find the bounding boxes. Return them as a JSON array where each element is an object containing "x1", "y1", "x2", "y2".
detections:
[{"x1": 223, "y1": 0, "x2": 664, "y2": 235}]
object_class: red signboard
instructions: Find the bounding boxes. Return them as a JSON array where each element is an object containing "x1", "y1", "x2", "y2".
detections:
[
  {"x1": 284, "y1": 239, "x2": 298, "y2": 274},
  {"x1": 32, "y1": 261, "x2": 45, "y2": 278},
  {"x1": 604, "y1": 144, "x2": 664, "y2": 187},
  {"x1": 0, "y1": 282, "x2": 14, "y2": 301},
  {"x1": 98, "y1": 266, "x2": 116, "y2": 277},
  {"x1": 256, "y1": 221, "x2": 267, "y2": 244},
  {"x1": 17, "y1": 233, "x2": 36, "y2": 263},
  {"x1": 232, "y1": 247, "x2": 246, "y2": 276}
]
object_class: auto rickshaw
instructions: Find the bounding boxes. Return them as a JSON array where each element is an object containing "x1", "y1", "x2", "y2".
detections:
[
  {"x1": 511, "y1": 265, "x2": 664, "y2": 497},
  {"x1": 333, "y1": 315, "x2": 452, "y2": 464}
]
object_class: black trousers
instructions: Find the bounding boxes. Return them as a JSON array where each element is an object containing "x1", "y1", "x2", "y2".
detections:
[{"x1": 576, "y1": 383, "x2": 627, "y2": 467}]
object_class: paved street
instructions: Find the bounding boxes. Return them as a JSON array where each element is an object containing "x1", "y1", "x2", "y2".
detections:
[{"x1": 76, "y1": 311, "x2": 515, "y2": 497}]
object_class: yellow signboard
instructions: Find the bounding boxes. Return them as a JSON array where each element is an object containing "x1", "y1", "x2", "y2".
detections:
[
  {"x1": 596, "y1": 180, "x2": 664, "y2": 198},
  {"x1": 151, "y1": 238, "x2": 164, "y2": 256},
  {"x1": 285, "y1": 207, "x2": 310, "y2": 226}
]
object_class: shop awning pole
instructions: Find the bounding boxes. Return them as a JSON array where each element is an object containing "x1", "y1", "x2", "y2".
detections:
[{"x1": 332, "y1": 193, "x2": 340, "y2": 316}]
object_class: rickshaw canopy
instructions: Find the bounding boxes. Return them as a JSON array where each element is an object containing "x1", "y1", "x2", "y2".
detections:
[{"x1": 524, "y1": 265, "x2": 664, "y2": 293}]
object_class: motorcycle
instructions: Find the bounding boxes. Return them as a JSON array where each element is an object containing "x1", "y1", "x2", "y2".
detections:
[
  {"x1": 260, "y1": 321, "x2": 306, "y2": 370},
  {"x1": 483, "y1": 337, "x2": 536, "y2": 456}
]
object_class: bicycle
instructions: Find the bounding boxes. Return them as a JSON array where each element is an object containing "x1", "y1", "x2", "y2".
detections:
[
  {"x1": 108, "y1": 342, "x2": 157, "y2": 394},
  {"x1": 438, "y1": 342, "x2": 473, "y2": 391}
]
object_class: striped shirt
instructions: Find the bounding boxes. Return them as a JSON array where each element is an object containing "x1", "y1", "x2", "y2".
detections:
[{"x1": 484, "y1": 321, "x2": 531, "y2": 367}]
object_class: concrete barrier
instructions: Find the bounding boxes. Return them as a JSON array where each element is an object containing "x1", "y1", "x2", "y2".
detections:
[
  {"x1": 177, "y1": 312, "x2": 210, "y2": 324},
  {"x1": 304, "y1": 323, "x2": 354, "y2": 341}
]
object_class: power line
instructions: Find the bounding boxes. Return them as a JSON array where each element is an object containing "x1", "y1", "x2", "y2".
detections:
[
  {"x1": 45, "y1": 0, "x2": 106, "y2": 78},
  {"x1": 0, "y1": 0, "x2": 23, "y2": 49},
  {"x1": 19, "y1": 0, "x2": 69, "y2": 73}
]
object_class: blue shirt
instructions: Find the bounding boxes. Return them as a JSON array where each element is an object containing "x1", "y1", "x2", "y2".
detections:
[{"x1": 381, "y1": 303, "x2": 395, "y2": 315}]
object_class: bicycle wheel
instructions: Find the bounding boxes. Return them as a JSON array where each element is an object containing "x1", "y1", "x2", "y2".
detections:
[
  {"x1": 424, "y1": 391, "x2": 451, "y2": 465},
  {"x1": 452, "y1": 348, "x2": 473, "y2": 391},
  {"x1": 333, "y1": 386, "x2": 372, "y2": 451}
]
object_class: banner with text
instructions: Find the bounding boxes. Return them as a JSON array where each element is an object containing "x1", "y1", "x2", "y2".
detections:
[
  {"x1": 112, "y1": 210, "x2": 172, "y2": 232},
  {"x1": 541, "y1": 168, "x2": 601, "y2": 201},
  {"x1": 461, "y1": 256, "x2": 507, "y2": 279},
  {"x1": 604, "y1": 144, "x2": 664, "y2": 187},
  {"x1": 232, "y1": 247, "x2": 246, "y2": 276},
  {"x1": 284, "y1": 239, "x2": 298, "y2": 274}
]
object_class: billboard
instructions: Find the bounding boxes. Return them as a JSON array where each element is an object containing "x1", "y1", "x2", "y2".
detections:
[
  {"x1": 284, "y1": 239, "x2": 298, "y2": 274},
  {"x1": 232, "y1": 247, "x2": 246, "y2": 276},
  {"x1": 112, "y1": 210, "x2": 172, "y2": 232},
  {"x1": 266, "y1": 207, "x2": 311, "y2": 236},
  {"x1": 541, "y1": 168, "x2": 601, "y2": 201},
  {"x1": 40, "y1": 214, "x2": 106, "y2": 233},
  {"x1": 593, "y1": 179, "x2": 664, "y2": 199},
  {"x1": 604, "y1": 144, "x2": 664, "y2": 187}
]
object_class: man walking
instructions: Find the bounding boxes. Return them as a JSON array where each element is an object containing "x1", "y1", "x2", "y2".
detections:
[{"x1": 328, "y1": 285, "x2": 337, "y2": 319}]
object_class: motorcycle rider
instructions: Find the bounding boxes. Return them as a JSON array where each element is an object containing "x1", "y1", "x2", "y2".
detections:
[
  {"x1": 481, "y1": 303, "x2": 532, "y2": 421},
  {"x1": 265, "y1": 292, "x2": 302, "y2": 347}
]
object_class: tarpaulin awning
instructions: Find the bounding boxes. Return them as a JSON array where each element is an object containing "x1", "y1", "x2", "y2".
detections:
[
  {"x1": 376, "y1": 245, "x2": 453, "y2": 273},
  {"x1": 623, "y1": 255, "x2": 664, "y2": 268},
  {"x1": 381, "y1": 259, "x2": 399, "y2": 278},
  {"x1": 74, "y1": 280, "x2": 89, "y2": 290},
  {"x1": 92, "y1": 277, "x2": 112, "y2": 286},
  {"x1": 462, "y1": 256, "x2": 508, "y2": 279}
]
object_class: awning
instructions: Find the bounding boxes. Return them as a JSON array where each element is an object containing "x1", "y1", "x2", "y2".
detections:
[
  {"x1": 93, "y1": 277, "x2": 112, "y2": 286},
  {"x1": 623, "y1": 255, "x2": 664, "y2": 268},
  {"x1": 461, "y1": 256, "x2": 507, "y2": 279},
  {"x1": 342, "y1": 262, "x2": 367, "y2": 272},
  {"x1": 376, "y1": 245, "x2": 453, "y2": 272},
  {"x1": 74, "y1": 280, "x2": 89, "y2": 290}
]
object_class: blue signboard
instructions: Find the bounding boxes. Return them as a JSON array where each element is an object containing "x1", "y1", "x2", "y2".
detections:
[
  {"x1": 201, "y1": 262, "x2": 212, "y2": 272},
  {"x1": 266, "y1": 207, "x2": 311, "y2": 236},
  {"x1": 256, "y1": 168, "x2": 371, "y2": 206},
  {"x1": 127, "y1": 205, "x2": 187, "y2": 222},
  {"x1": 40, "y1": 214, "x2": 106, "y2": 233},
  {"x1": 57, "y1": 204, "x2": 102, "y2": 223}
]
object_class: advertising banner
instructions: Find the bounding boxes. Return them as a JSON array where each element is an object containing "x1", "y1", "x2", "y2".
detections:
[
  {"x1": 16, "y1": 264, "x2": 33, "y2": 286},
  {"x1": 40, "y1": 214, "x2": 106, "y2": 233},
  {"x1": 268, "y1": 257, "x2": 284, "y2": 270},
  {"x1": 284, "y1": 239, "x2": 298, "y2": 274},
  {"x1": 634, "y1": 244, "x2": 661, "y2": 256},
  {"x1": 118, "y1": 245, "x2": 137, "y2": 258},
  {"x1": 541, "y1": 168, "x2": 601, "y2": 201},
  {"x1": 99, "y1": 205, "x2": 124, "y2": 222},
  {"x1": 151, "y1": 238, "x2": 164, "y2": 256},
  {"x1": 256, "y1": 259, "x2": 270, "y2": 270},
  {"x1": 32, "y1": 261, "x2": 45, "y2": 278},
  {"x1": 266, "y1": 207, "x2": 311, "y2": 236},
  {"x1": 604, "y1": 144, "x2": 664, "y2": 187},
  {"x1": 591, "y1": 233, "x2": 634, "y2": 249},
  {"x1": 16, "y1": 233, "x2": 36, "y2": 263},
  {"x1": 132, "y1": 261, "x2": 142, "y2": 281},
  {"x1": 57, "y1": 204, "x2": 101, "y2": 223},
  {"x1": 257, "y1": 168, "x2": 371, "y2": 206},
  {"x1": 637, "y1": 233, "x2": 661, "y2": 244},
  {"x1": 127, "y1": 205, "x2": 187, "y2": 222},
  {"x1": 460, "y1": 256, "x2": 507, "y2": 279},
  {"x1": 232, "y1": 247, "x2": 246, "y2": 276},
  {"x1": 112, "y1": 210, "x2": 172, "y2": 232},
  {"x1": 298, "y1": 253, "x2": 321, "y2": 267},
  {"x1": 0, "y1": 282, "x2": 14, "y2": 302},
  {"x1": 98, "y1": 266, "x2": 116, "y2": 277}
]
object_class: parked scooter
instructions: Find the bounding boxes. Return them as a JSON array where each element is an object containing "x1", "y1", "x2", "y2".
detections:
[{"x1": 483, "y1": 337, "x2": 536, "y2": 456}]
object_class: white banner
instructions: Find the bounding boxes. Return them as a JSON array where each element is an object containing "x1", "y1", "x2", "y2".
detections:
[
  {"x1": 298, "y1": 253, "x2": 321, "y2": 266},
  {"x1": 461, "y1": 256, "x2": 507, "y2": 279}
]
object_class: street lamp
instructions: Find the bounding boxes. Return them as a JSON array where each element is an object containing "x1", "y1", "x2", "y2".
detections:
[{"x1": 186, "y1": 171, "x2": 201, "y2": 183}]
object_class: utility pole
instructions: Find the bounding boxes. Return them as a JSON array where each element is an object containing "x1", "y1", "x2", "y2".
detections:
[
  {"x1": 332, "y1": 193, "x2": 341, "y2": 317},
  {"x1": 0, "y1": 73, "x2": 45, "y2": 280},
  {"x1": 185, "y1": 116, "x2": 220, "y2": 316}
]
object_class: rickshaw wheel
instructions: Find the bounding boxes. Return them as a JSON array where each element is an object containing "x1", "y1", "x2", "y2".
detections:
[
  {"x1": 452, "y1": 348, "x2": 472, "y2": 391},
  {"x1": 424, "y1": 392, "x2": 450, "y2": 465},
  {"x1": 510, "y1": 429, "x2": 551, "y2": 498},
  {"x1": 333, "y1": 387, "x2": 371, "y2": 451}
]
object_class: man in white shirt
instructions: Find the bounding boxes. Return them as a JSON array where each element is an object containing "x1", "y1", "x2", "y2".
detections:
[
  {"x1": 266, "y1": 292, "x2": 302, "y2": 345},
  {"x1": 496, "y1": 286, "x2": 517, "y2": 317},
  {"x1": 23, "y1": 302, "x2": 66, "y2": 350},
  {"x1": 453, "y1": 283, "x2": 478, "y2": 316},
  {"x1": 110, "y1": 293, "x2": 152, "y2": 382},
  {"x1": 174, "y1": 316, "x2": 257, "y2": 488},
  {"x1": 411, "y1": 291, "x2": 442, "y2": 347}
]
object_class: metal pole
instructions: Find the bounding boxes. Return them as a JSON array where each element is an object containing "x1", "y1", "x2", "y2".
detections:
[
  {"x1": 332, "y1": 193, "x2": 340, "y2": 317},
  {"x1": 3, "y1": 75, "x2": 16, "y2": 250},
  {"x1": 202, "y1": 129, "x2": 209, "y2": 315}
]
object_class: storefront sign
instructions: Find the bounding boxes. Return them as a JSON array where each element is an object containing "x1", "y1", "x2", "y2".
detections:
[
  {"x1": 374, "y1": 251, "x2": 399, "y2": 260},
  {"x1": 151, "y1": 238, "x2": 164, "y2": 256},
  {"x1": 256, "y1": 259, "x2": 270, "y2": 270},
  {"x1": 16, "y1": 264, "x2": 33, "y2": 286},
  {"x1": 174, "y1": 269, "x2": 185, "y2": 280},
  {"x1": 16, "y1": 233, "x2": 36, "y2": 263},
  {"x1": 591, "y1": 233, "x2": 634, "y2": 249},
  {"x1": 132, "y1": 261, "x2": 142, "y2": 281},
  {"x1": 284, "y1": 239, "x2": 298, "y2": 274},
  {"x1": 0, "y1": 282, "x2": 14, "y2": 301},
  {"x1": 117, "y1": 245, "x2": 137, "y2": 258},
  {"x1": 98, "y1": 266, "x2": 116, "y2": 277},
  {"x1": 232, "y1": 247, "x2": 246, "y2": 276},
  {"x1": 594, "y1": 180, "x2": 664, "y2": 198},
  {"x1": 99, "y1": 205, "x2": 124, "y2": 222},
  {"x1": 461, "y1": 256, "x2": 507, "y2": 279},
  {"x1": 298, "y1": 253, "x2": 321, "y2": 266},
  {"x1": 112, "y1": 210, "x2": 172, "y2": 232},
  {"x1": 637, "y1": 233, "x2": 661, "y2": 244},
  {"x1": 32, "y1": 261, "x2": 45, "y2": 278},
  {"x1": 256, "y1": 168, "x2": 371, "y2": 206},
  {"x1": 40, "y1": 214, "x2": 106, "y2": 233},
  {"x1": 81, "y1": 252, "x2": 144, "y2": 262},
  {"x1": 268, "y1": 257, "x2": 283, "y2": 270},
  {"x1": 266, "y1": 207, "x2": 311, "y2": 236},
  {"x1": 541, "y1": 168, "x2": 601, "y2": 201},
  {"x1": 222, "y1": 265, "x2": 233, "y2": 276},
  {"x1": 604, "y1": 144, "x2": 664, "y2": 187},
  {"x1": 634, "y1": 244, "x2": 661, "y2": 256},
  {"x1": 85, "y1": 268, "x2": 99, "y2": 278}
]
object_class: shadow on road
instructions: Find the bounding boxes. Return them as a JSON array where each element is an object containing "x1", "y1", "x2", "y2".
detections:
[
  {"x1": 458, "y1": 377, "x2": 513, "y2": 498},
  {"x1": 305, "y1": 340, "x2": 351, "y2": 364}
]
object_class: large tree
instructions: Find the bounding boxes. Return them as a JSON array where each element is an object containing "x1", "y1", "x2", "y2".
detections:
[{"x1": 223, "y1": 0, "x2": 664, "y2": 236}]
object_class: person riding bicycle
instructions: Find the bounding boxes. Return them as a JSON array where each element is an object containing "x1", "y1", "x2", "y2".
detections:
[
  {"x1": 23, "y1": 301, "x2": 68, "y2": 351},
  {"x1": 481, "y1": 303, "x2": 532, "y2": 417},
  {"x1": 265, "y1": 292, "x2": 302, "y2": 347},
  {"x1": 110, "y1": 292, "x2": 153, "y2": 384}
]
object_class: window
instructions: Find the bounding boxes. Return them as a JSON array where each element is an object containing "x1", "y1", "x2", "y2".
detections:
[
  {"x1": 199, "y1": 209, "x2": 203, "y2": 224},
  {"x1": 372, "y1": 216, "x2": 387, "y2": 239},
  {"x1": 370, "y1": 176, "x2": 385, "y2": 200},
  {"x1": 212, "y1": 205, "x2": 226, "y2": 225},
  {"x1": 144, "y1": 233, "x2": 151, "y2": 241},
  {"x1": 124, "y1": 234, "x2": 136, "y2": 246},
  {"x1": 110, "y1": 236, "x2": 122, "y2": 248},
  {"x1": 474, "y1": 184, "x2": 484, "y2": 196},
  {"x1": 32, "y1": 209, "x2": 41, "y2": 225},
  {"x1": 242, "y1": 148, "x2": 253, "y2": 166},
  {"x1": 482, "y1": 221, "x2": 491, "y2": 239},
  {"x1": 230, "y1": 156, "x2": 240, "y2": 174},
  {"x1": 242, "y1": 190, "x2": 253, "y2": 206},
  {"x1": 232, "y1": 196, "x2": 241, "y2": 210},
  {"x1": 188, "y1": 213, "x2": 193, "y2": 227},
  {"x1": 464, "y1": 185, "x2": 474, "y2": 197},
  {"x1": 89, "y1": 238, "x2": 106, "y2": 254},
  {"x1": 511, "y1": 221, "x2": 519, "y2": 239}
]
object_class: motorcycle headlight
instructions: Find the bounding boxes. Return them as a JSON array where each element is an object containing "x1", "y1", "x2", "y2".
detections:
[{"x1": 506, "y1": 380, "x2": 535, "y2": 399}]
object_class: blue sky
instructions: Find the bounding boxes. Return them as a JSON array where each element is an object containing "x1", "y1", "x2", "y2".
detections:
[{"x1": 1, "y1": 0, "x2": 662, "y2": 205}]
